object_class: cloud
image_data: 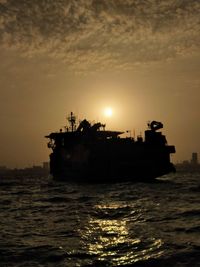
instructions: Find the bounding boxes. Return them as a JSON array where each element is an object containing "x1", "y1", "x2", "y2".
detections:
[{"x1": 0, "y1": 0, "x2": 199, "y2": 71}]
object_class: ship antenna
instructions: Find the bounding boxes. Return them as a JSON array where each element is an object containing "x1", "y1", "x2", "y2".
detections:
[{"x1": 67, "y1": 112, "x2": 76, "y2": 132}]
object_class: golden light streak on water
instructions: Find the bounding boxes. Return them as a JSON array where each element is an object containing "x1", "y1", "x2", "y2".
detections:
[{"x1": 80, "y1": 202, "x2": 164, "y2": 265}]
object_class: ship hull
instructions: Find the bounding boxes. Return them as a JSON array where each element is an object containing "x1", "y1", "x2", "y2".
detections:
[{"x1": 50, "y1": 154, "x2": 176, "y2": 182}]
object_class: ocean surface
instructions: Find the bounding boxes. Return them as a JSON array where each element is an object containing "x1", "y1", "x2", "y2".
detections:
[{"x1": 0, "y1": 172, "x2": 200, "y2": 267}]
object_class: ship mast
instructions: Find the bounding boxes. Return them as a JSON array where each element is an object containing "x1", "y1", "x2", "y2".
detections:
[{"x1": 67, "y1": 112, "x2": 76, "y2": 132}]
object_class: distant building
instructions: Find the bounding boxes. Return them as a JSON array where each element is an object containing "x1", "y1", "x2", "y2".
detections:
[
  {"x1": 176, "y1": 152, "x2": 200, "y2": 172},
  {"x1": 182, "y1": 160, "x2": 189, "y2": 165},
  {"x1": 43, "y1": 162, "x2": 49, "y2": 170},
  {"x1": 191, "y1": 152, "x2": 198, "y2": 165},
  {"x1": 0, "y1": 165, "x2": 7, "y2": 170},
  {"x1": 0, "y1": 165, "x2": 8, "y2": 175}
]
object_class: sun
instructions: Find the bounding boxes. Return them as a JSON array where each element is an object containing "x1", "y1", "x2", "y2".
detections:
[{"x1": 104, "y1": 107, "x2": 113, "y2": 117}]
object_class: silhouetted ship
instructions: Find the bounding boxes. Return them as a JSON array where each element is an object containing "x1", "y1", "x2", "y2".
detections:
[{"x1": 45, "y1": 112, "x2": 175, "y2": 182}]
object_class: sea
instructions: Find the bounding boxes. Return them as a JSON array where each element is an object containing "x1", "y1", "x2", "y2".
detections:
[{"x1": 0, "y1": 172, "x2": 200, "y2": 267}]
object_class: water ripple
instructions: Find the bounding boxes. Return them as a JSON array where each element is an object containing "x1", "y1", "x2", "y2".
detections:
[{"x1": 0, "y1": 173, "x2": 200, "y2": 266}]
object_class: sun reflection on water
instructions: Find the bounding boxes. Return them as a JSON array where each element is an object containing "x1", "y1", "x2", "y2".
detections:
[
  {"x1": 80, "y1": 203, "x2": 163, "y2": 265},
  {"x1": 87, "y1": 218, "x2": 130, "y2": 255}
]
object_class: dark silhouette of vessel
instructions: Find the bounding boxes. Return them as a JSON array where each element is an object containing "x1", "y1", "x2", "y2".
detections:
[{"x1": 45, "y1": 112, "x2": 176, "y2": 182}]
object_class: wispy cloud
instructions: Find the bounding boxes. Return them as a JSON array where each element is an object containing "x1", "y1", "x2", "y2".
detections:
[{"x1": 0, "y1": 0, "x2": 199, "y2": 70}]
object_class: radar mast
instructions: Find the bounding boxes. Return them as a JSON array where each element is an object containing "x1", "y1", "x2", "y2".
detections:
[{"x1": 67, "y1": 112, "x2": 76, "y2": 132}]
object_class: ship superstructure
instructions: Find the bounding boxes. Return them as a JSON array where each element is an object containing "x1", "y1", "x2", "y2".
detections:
[{"x1": 45, "y1": 112, "x2": 175, "y2": 181}]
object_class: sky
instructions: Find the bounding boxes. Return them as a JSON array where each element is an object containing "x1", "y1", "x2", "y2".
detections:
[{"x1": 0, "y1": 0, "x2": 199, "y2": 168}]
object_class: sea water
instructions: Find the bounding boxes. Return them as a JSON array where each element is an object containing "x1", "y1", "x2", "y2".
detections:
[{"x1": 0, "y1": 173, "x2": 200, "y2": 267}]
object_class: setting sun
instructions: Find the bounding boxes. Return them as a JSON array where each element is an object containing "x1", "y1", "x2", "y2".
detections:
[{"x1": 104, "y1": 107, "x2": 113, "y2": 117}]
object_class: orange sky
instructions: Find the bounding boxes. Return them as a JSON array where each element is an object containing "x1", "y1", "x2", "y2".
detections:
[{"x1": 0, "y1": 0, "x2": 199, "y2": 168}]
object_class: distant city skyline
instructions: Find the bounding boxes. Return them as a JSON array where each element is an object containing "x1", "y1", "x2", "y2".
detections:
[
  {"x1": 0, "y1": 161, "x2": 49, "y2": 170},
  {"x1": 176, "y1": 152, "x2": 199, "y2": 165},
  {"x1": 1, "y1": 151, "x2": 199, "y2": 170}
]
